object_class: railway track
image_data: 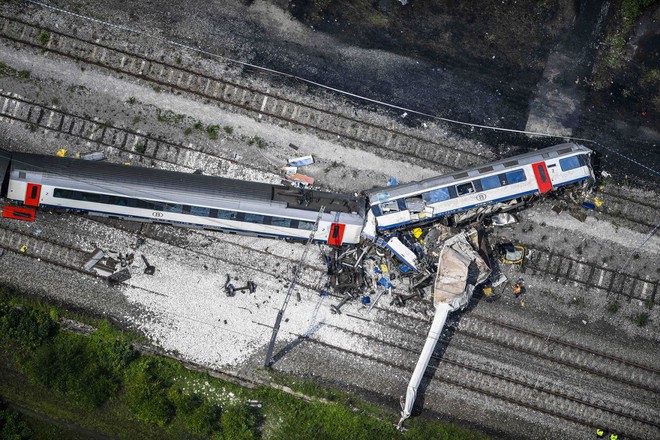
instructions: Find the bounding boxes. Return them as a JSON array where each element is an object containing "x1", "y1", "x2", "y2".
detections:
[
  {"x1": 0, "y1": 223, "x2": 93, "y2": 275},
  {"x1": 522, "y1": 244, "x2": 658, "y2": 304},
  {"x1": 2, "y1": 213, "x2": 658, "y2": 438},
  {"x1": 0, "y1": 13, "x2": 491, "y2": 172},
  {"x1": 279, "y1": 325, "x2": 659, "y2": 440},
  {"x1": 0, "y1": 90, "x2": 275, "y2": 181}
]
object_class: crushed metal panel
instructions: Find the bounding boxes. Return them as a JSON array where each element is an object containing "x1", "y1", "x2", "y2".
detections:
[{"x1": 81, "y1": 248, "x2": 105, "y2": 271}]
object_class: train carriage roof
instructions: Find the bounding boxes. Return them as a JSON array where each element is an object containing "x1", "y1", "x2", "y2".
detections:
[
  {"x1": 366, "y1": 143, "x2": 591, "y2": 204},
  {"x1": 9, "y1": 152, "x2": 362, "y2": 214}
]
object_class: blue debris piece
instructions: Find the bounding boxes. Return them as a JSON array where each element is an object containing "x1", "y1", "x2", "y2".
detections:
[
  {"x1": 399, "y1": 265, "x2": 412, "y2": 274},
  {"x1": 581, "y1": 202, "x2": 596, "y2": 210},
  {"x1": 361, "y1": 296, "x2": 371, "y2": 305},
  {"x1": 321, "y1": 291, "x2": 330, "y2": 297},
  {"x1": 378, "y1": 277, "x2": 392, "y2": 288},
  {"x1": 387, "y1": 177, "x2": 399, "y2": 186}
]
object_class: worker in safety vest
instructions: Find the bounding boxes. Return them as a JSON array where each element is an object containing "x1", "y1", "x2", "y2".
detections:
[
  {"x1": 596, "y1": 428, "x2": 605, "y2": 438},
  {"x1": 609, "y1": 434, "x2": 618, "y2": 440}
]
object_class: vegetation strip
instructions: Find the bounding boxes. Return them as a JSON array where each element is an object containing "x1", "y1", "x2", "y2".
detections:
[{"x1": 0, "y1": 287, "x2": 485, "y2": 439}]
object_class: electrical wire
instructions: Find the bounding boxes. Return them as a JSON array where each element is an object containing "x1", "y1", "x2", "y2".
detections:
[{"x1": 22, "y1": 0, "x2": 660, "y2": 178}]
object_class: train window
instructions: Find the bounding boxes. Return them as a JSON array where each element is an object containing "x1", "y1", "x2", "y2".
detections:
[
  {"x1": 503, "y1": 160, "x2": 519, "y2": 168},
  {"x1": 478, "y1": 166, "x2": 494, "y2": 174},
  {"x1": 453, "y1": 172, "x2": 469, "y2": 180},
  {"x1": 163, "y1": 204, "x2": 183, "y2": 214},
  {"x1": 82, "y1": 193, "x2": 101, "y2": 203},
  {"x1": 422, "y1": 187, "x2": 451, "y2": 203},
  {"x1": 380, "y1": 201, "x2": 399, "y2": 212},
  {"x1": 244, "y1": 213, "x2": 265, "y2": 224},
  {"x1": 298, "y1": 220, "x2": 316, "y2": 231},
  {"x1": 217, "y1": 210, "x2": 240, "y2": 220},
  {"x1": 456, "y1": 182, "x2": 475, "y2": 196},
  {"x1": 18, "y1": 172, "x2": 26, "y2": 179},
  {"x1": 480, "y1": 175, "x2": 501, "y2": 191},
  {"x1": 271, "y1": 217, "x2": 293, "y2": 228},
  {"x1": 559, "y1": 156, "x2": 581, "y2": 171},
  {"x1": 190, "y1": 206, "x2": 210, "y2": 217},
  {"x1": 448, "y1": 186, "x2": 458, "y2": 199},
  {"x1": 30, "y1": 186, "x2": 38, "y2": 199},
  {"x1": 71, "y1": 191, "x2": 85, "y2": 201},
  {"x1": 557, "y1": 147, "x2": 573, "y2": 155},
  {"x1": 53, "y1": 188, "x2": 63, "y2": 198},
  {"x1": 108, "y1": 196, "x2": 128, "y2": 206},
  {"x1": 505, "y1": 170, "x2": 526, "y2": 184}
]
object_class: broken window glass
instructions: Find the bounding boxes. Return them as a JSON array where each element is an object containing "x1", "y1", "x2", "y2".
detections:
[
  {"x1": 405, "y1": 197, "x2": 425, "y2": 213},
  {"x1": 380, "y1": 201, "x2": 400, "y2": 212},
  {"x1": 456, "y1": 182, "x2": 475, "y2": 196}
]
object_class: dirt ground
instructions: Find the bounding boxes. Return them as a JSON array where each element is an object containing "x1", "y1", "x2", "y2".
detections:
[{"x1": 0, "y1": 0, "x2": 658, "y2": 439}]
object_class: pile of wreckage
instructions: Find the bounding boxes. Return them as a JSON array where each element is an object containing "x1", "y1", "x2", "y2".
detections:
[{"x1": 322, "y1": 216, "x2": 515, "y2": 315}]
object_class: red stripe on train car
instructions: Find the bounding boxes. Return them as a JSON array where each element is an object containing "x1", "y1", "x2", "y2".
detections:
[{"x1": 2, "y1": 205, "x2": 36, "y2": 222}]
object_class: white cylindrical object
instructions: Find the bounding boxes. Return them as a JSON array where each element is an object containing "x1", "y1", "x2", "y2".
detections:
[{"x1": 398, "y1": 302, "x2": 452, "y2": 427}]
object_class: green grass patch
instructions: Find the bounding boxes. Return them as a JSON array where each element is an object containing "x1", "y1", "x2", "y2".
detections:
[
  {"x1": 206, "y1": 124, "x2": 220, "y2": 140},
  {"x1": 38, "y1": 31, "x2": 50, "y2": 46},
  {"x1": 134, "y1": 143, "x2": 146, "y2": 154},
  {"x1": 0, "y1": 286, "x2": 487, "y2": 440},
  {"x1": 223, "y1": 125, "x2": 234, "y2": 134},
  {"x1": 607, "y1": 302, "x2": 619, "y2": 314},
  {"x1": 633, "y1": 312, "x2": 649, "y2": 327}
]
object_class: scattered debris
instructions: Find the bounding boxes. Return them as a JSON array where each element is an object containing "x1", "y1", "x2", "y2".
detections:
[
  {"x1": 108, "y1": 268, "x2": 131, "y2": 286},
  {"x1": 287, "y1": 155, "x2": 314, "y2": 167},
  {"x1": 288, "y1": 143, "x2": 299, "y2": 150},
  {"x1": 490, "y1": 212, "x2": 518, "y2": 226},
  {"x1": 285, "y1": 173, "x2": 315, "y2": 186},
  {"x1": 224, "y1": 274, "x2": 257, "y2": 296},
  {"x1": 78, "y1": 151, "x2": 105, "y2": 161},
  {"x1": 141, "y1": 254, "x2": 156, "y2": 275},
  {"x1": 81, "y1": 248, "x2": 105, "y2": 271}
]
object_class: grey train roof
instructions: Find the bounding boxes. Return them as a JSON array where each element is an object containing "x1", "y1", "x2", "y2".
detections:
[
  {"x1": 366, "y1": 143, "x2": 591, "y2": 204},
  {"x1": 7, "y1": 152, "x2": 362, "y2": 214}
]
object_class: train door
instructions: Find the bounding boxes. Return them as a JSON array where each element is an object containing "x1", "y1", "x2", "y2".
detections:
[
  {"x1": 327, "y1": 223, "x2": 345, "y2": 246},
  {"x1": 24, "y1": 183, "x2": 41, "y2": 206},
  {"x1": 531, "y1": 162, "x2": 552, "y2": 194}
]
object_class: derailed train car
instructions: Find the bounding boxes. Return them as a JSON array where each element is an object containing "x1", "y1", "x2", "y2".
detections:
[
  {"x1": 365, "y1": 143, "x2": 594, "y2": 231},
  {"x1": 1, "y1": 143, "x2": 594, "y2": 250},
  {"x1": 0, "y1": 150, "x2": 365, "y2": 245}
]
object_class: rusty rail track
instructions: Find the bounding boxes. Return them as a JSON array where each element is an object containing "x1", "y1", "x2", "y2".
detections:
[{"x1": 0, "y1": 13, "x2": 492, "y2": 172}]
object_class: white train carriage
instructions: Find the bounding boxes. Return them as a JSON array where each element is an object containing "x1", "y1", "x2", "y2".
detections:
[
  {"x1": 366, "y1": 143, "x2": 594, "y2": 230},
  {"x1": 2, "y1": 152, "x2": 365, "y2": 246}
]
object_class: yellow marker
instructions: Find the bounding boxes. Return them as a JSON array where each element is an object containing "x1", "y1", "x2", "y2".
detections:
[
  {"x1": 594, "y1": 196, "x2": 604, "y2": 208},
  {"x1": 412, "y1": 227, "x2": 423, "y2": 239},
  {"x1": 483, "y1": 287, "x2": 492, "y2": 296},
  {"x1": 380, "y1": 264, "x2": 388, "y2": 274},
  {"x1": 56, "y1": 149, "x2": 67, "y2": 157},
  {"x1": 20, "y1": 245, "x2": 28, "y2": 253},
  {"x1": 123, "y1": 162, "x2": 131, "y2": 166}
]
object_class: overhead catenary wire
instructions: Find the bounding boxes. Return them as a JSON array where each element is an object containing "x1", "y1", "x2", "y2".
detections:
[
  {"x1": 264, "y1": 207, "x2": 324, "y2": 368},
  {"x1": 21, "y1": 0, "x2": 660, "y2": 178}
]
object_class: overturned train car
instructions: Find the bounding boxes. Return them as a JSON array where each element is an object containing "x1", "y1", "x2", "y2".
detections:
[{"x1": 0, "y1": 150, "x2": 365, "y2": 246}]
